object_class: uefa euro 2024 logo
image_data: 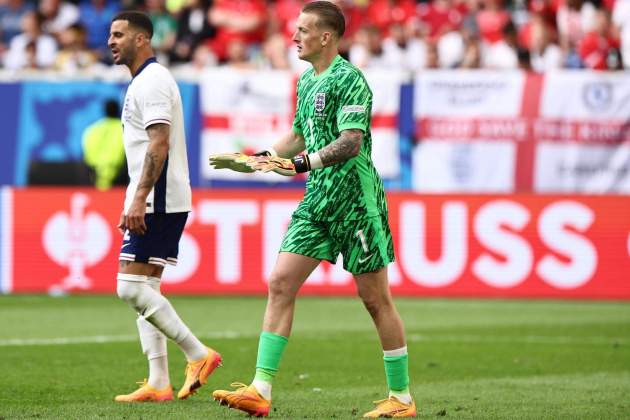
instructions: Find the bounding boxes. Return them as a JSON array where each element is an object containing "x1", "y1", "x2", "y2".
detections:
[{"x1": 42, "y1": 193, "x2": 111, "y2": 293}]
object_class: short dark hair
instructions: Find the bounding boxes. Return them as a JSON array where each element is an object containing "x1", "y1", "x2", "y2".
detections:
[
  {"x1": 112, "y1": 11, "x2": 153, "y2": 39},
  {"x1": 104, "y1": 99, "x2": 120, "y2": 118},
  {"x1": 302, "y1": 1, "x2": 345, "y2": 38}
]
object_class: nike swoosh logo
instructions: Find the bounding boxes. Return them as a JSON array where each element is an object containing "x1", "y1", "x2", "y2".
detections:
[
  {"x1": 120, "y1": 243, "x2": 131, "y2": 250},
  {"x1": 358, "y1": 254, "x2": 373, "y2": 263}
]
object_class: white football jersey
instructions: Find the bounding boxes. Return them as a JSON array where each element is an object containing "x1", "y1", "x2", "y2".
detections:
[{"x1": 121, "y1": 58, "x2": 192, "y2": 214}]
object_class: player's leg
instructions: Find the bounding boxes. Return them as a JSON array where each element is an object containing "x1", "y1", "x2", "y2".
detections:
[
  {"x1": 342, "y1": 216, "x2": 415, "y2": 417},
  {"x1": 139, "y1": 275, "x2": 169, "y2": 390},
  {"x1": 254, "y1": 252, "x2": 320, "y2": 394},
  {"x1": 115, "y1": 213, "x2": 221, "y2": 401},
  {"x1": 213, "y1": 217, "x2": 331, "y2": 416},
  {"x1": 115, "y1": 266, "x2": 174, "y2": 402},
  {"x1": 213, "y1": 252, "x2": 320, "y2": 416}
]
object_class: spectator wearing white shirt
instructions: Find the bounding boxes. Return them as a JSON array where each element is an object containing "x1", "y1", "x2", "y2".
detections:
[
  {"x1": 4, "y1": 10, "x2": 58, "y2": 70},
  {"x1": 612, "y1": 0, "x2": 630, "y2": 68},
  {"x1": 40, "y1": 0, "x2": 80, "y2": 36},
  {"x1": 529, "y1": 14, "x2": 563, "y2": 72}
]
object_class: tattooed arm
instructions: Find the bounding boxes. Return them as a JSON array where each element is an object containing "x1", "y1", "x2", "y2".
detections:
[
  {"x1": 124, "y1": 123, "x2": 170, "y2": 235},
  {"x1": 318, "y1": 129, "x2": 363, "y2": 167}
]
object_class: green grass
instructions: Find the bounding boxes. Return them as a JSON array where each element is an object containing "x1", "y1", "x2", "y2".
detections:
[{"x1": 0, "y1": 295, "x2": 629, "y2": 419}]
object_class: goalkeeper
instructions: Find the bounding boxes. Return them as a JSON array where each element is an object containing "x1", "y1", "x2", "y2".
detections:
[{"x1": 210, "y1": 2, "x2": 415, "y2": 418}]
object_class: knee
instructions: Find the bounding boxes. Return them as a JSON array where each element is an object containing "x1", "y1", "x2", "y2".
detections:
[
  {"x1": 117, "y1": 276, "x2": 150, "y2": 312},
  {"x1": 117, "y1": 280, "x2": 139, "y2": 303},
  {"x1": 267, "y1": 271, "x2": 298, "y2": 304},
  {"x1": 358, "y1": 289, "x2": 391, "y2": 319}
]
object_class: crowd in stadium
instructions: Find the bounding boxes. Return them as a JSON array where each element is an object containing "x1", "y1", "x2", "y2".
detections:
[{"x1": 0, "y1": 0, "x2": 628, "y2": 73}]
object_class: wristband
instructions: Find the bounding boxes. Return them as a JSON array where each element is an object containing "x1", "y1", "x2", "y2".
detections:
[
  {"x1": 291, "y1": 152, "x2": 323, "y2": 173},
  {"x1": 291, "y1": 154, "x2": 310, "y2": 173}
]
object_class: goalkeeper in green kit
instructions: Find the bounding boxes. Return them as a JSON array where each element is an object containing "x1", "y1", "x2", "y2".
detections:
[{"x1": 210, "y1": 2, "x2": 415, "y2": 417}]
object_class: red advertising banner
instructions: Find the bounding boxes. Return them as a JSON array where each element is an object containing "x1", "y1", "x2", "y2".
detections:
[{"x1": 6, "y1": 188, "x2": 630, "y2": 299}]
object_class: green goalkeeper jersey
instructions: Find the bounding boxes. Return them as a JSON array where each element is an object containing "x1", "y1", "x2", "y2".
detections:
[{"x1": 292, "y1": 55, "x2": 388, "y2": 221}]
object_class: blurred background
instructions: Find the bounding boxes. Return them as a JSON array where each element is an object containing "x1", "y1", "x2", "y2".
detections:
[{"x1": 0, "y1": 0, "x2": 628, "y2": 299}]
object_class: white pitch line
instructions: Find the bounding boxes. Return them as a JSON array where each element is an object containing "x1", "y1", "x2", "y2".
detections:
[{"x1": 1, "y1": 331, "x2": 625, "y2": 347}]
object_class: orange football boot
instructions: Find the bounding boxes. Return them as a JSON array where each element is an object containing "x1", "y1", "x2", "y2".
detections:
[
  {"x1": 114, "y1": 380, "x2": 173, "y2": 402},
  {"x1": 177, "y1": 347, "x2": 222, "y2": 399},
  {"x1": 363, "y1": 396, "x2": 417, "y2": 418},
  {"x1": 212, "y1": 382, "x2": 271, "y2": 417}
]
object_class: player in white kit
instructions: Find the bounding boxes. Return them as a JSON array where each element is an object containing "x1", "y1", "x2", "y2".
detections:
[{"x1": 108, "y1": 11, "x2": 221, "y2": 402}]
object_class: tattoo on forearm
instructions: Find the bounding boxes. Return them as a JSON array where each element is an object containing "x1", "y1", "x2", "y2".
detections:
[
  {"x1": 137, "y1": 151, "x2": 161, "y2": 190},
  {"x1": 318, "y1": 129, "x2": 362, "y2": 167},
  {"x1": 137, "y1": 123, "x2": 169, "y2": 192}
]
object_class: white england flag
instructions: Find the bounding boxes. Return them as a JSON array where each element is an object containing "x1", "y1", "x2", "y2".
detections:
[
  {"x1": 200, "y1": 68, "x2": 294, "y2": 182},
  {"x1": 412, "y1": 70, "x2": 525, "y2": 192},
  {"x1": 534, "y1": 71, "x2": 630, "y2": 193}
]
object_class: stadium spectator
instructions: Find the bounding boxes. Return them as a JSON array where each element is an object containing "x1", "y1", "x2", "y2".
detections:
[
  {"x1": 349, "y1": 24, "x2": 389, "y2": 68},
  {"x1": 425, "y1": 39, "x2": 441, "y2": 67},
  {"x1": 613, "y1": 0, "x2": 630, "y2": 68},
  {"x1": 476, "y1": 0, "x2": 510, "y2": 44},
  {"x1": 438, "y1": 29, "x2": 465, "y2": 67},
  {"x1": 78, "y1": 0, "x2": 120, "y2": 61},
  {"x1": 419, "y1": 0, "x2": 467, "y2": 43},
  {"x1": 350, "y1": 21, "x2": 430, "y2": 71},
  {"x1": 527, "y1": 13, "x2": 564, "y2": 72},
  {"x1": 269, "y1": 0, "x2": 304, "y2": 43},
  {"x1": 40, "y1": 0, "x2": 80, "y2": 37},
  {"x1": 383, "y1": 21, "x2": 431, "y2": 71},
  {"x1": 207, "y1": 0, "x2": 267, "y2": 62},
  {"x1": 222, "y1": 36, "x2": 257, "y2": 69},
  {"x1": 3, "y1": 10, "x2": 58, "y2": 70},
  {"x1": 261, "y1": 32, "x2": 291, "y2": 69},
  {"x1": 55, "y1": 23, "x2": 99, "y2": 72},
  {"x1": 169, "y1": 0, "x2": 215, "y2": 64},
  {"x1": 556, "y1": 0, "x2": 597, "y2": 67},
  {"x1": 81, "y1": 98, "x2": 126, "y2": 190},
  {"x1": 578, "y1": 8, "x2": 621, "y2": 69},
  {"x1": 0, "y1": 0, "x2": 34, "y2": 46},
  {"x1": 459, "y1": 34, "x2": 482, "y2": 67},
  {"x1": 146, "y1": 0, "x2": 177, "y2": 64},
  {"x1": 363, "y1": 0, "x2": 417, "y2": 34},
  {"x1": 482, "y1": 19, "x2": 518, "y2": 68}
]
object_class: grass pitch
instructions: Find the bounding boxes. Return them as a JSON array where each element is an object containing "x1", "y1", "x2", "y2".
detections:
[{"x1": 0, "y1": 295, "x2": 629, "y2": 419}]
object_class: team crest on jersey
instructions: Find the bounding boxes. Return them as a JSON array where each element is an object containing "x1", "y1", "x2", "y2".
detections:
[{"x1": 314, "y1": 92, "x2": 326, "y2": 113}]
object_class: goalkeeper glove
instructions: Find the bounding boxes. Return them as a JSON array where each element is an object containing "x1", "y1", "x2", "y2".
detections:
[
  {"x1": 208, "y1": 152, "x2": 255, "y2": 173},
  {"x1": 247, "y1": 156, "x2": 297, "y2": 176},
  {"x1": 246, "y1": 153, "x2": 320, "y2": 176}
]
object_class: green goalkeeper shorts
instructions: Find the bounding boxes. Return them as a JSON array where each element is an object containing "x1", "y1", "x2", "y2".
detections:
[{"x1": 279, "y1": 214, "x2": 395, "y2": 275}]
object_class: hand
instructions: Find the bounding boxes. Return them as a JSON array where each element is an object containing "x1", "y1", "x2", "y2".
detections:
[
  {"x1": 125, "y1": 199, "x2": 147, "y2": 235},
  {"x1": 208, "y1": 152, "x2": 255, "y2": 173},
  {"x1": 116, "y1": 211, "x2": 126, "y2": 235},
  {"x1": 246, "y1": 156, "x2": 297, "y2": 176}
]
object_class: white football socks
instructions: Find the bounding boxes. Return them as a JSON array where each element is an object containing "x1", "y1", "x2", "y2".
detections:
[
  {"x1": 252, "y1": 379, "x2": 272, "y2": 400},
  {"x1": 117, "y1": 275, "x2": 208, "y2": 363}
]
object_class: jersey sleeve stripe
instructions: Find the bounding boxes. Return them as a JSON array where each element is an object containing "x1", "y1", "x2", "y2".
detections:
[
  {"x1": 338, "y1": 122, "x2": 367, "y2": 132},
  {"x1": 144, "y1": 118, "x2": 171, "y2": 129}
]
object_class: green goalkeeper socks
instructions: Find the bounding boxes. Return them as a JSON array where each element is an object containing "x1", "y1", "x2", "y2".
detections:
[
  {"x1": 384, "y1": 349, "x2": 410, "y2": 395},
  {"x1": 254, "y1": 331, "x2": 288, "y2": 384}
]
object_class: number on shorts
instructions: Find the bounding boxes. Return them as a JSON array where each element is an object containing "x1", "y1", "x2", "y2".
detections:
[{"x1": 355, "y1": 229, "x2": 369, "y2": 253}]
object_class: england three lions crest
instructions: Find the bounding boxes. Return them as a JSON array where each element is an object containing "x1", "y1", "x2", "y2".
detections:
[{"x1": 314, "y1": 92, "x2": 326, "y2": 114}]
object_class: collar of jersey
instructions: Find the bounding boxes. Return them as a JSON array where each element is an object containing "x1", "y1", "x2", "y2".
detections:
[
  {"x1": 132, "y1": 56, "x2": 157, "y2": 79},
  {"x1": 310, "y1": 55, "x2": 341, "y2": 80}
]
